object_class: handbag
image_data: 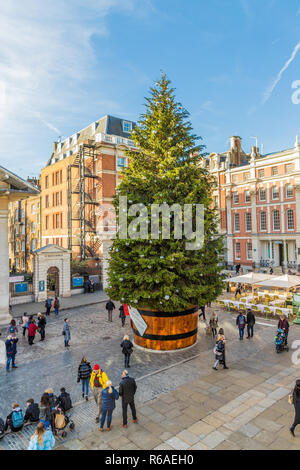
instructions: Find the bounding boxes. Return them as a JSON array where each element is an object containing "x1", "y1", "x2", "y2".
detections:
[
  {"x1": 288, "y1": 394, "x2": 294, "y2": 405},
  {"x1": 62, "y1": 330, "x2": 66, "y2": 336}
]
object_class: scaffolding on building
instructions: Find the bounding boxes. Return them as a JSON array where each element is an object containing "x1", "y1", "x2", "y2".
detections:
[{"x1": 67, "y1": 142, "x2": 102, "y2": 260}]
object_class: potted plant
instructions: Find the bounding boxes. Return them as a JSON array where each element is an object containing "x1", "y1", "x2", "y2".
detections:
[{"x1": 106, "y1": 74, "x2": 224, "y2": 351}]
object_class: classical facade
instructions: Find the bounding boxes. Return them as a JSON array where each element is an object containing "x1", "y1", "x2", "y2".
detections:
[
  {"x1": 206, "y1": 136, "x2": 300, "y2": 272},
  {"x1": 8, "y1": 115, "x2": 135, "y2": 286},
  {"x1": 0, "y1": 166, "x2": 39, "y2": 325}
]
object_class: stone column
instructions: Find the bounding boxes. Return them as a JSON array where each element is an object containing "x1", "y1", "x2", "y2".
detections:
[{"x1": 0, "y1": 205, "x2": 12, "y2": 325}]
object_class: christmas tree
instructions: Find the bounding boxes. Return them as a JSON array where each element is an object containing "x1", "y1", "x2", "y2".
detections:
[{"x1": 106, "y1": 74, "x2": 224, "y2": 312}]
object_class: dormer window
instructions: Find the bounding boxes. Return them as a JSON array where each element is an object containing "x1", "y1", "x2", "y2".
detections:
[{"x1": 123, "y1": 121, "x2": 132, "y2": 133}]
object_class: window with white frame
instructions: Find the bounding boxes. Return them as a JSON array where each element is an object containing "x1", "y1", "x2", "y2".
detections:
[
  {"x1": 31, "y1": 222, "x2": 35, "y2": 233},
  {"x1": 232, "y1": 175, "x2": 238, "y2": 183},
  {"x1": 287, "y1": 209, "x2": 294, "y2": 230},
  {"x1": 31, "y1": 204, "x2": 36, "y2": 215},
  {"x1": 117, "y1": 157, "x2": 126, "y2": 168},
  {"x1": 235, "y1": 242, "x2": 241, "y2": 259},
  {"x1": 258, "y1": 169, "x2": 265, "y2": 178},
  {"x1": 122, "y1": 121, "x2": 132, "y2": 133},
  {"x1": 259, "y1": 188, "x2": 266, "y2": 201},
  {"x1": 245, "y1": 212, "x2": 252, "y2": 232},
  {"x1": 31, "y1": 239, "x2": 36, "y2": 251},
  {"x1": 272, "y1": 186, "x2": 279, "y2": 200},
  {"x1": 21, "y1": 241, "x2": 25, "y2": 252},
  {"x1": 272, "y1": 166, "x2": 278, "y2": 176},
  {"x1": 247, "y1": 242, "x2": 253, "y2": 260},
  {"x1": 272, "y1": 210, "x2": 280, "y2": 231},
  {"x1": 233, "y1": 192, "x2": 239, "y2": 204},
  {"x1": 286, "y1": 184, "x2": 293, "y2": 198},
  {"x1": 260, "y1": 211, "x2": 267, "y2": 231},
  {"x1": 21, "y1": 224, "x2": 25, "y2": 235},
  {"x1": 285, "y1": 163, "x2": 293, "y2": 174},
  {"x1": 234, "y1": 213, "x2": 240, "y2": 232},
  {"x1": 244, "y1": 172, "x2": 250, "y2": 181},
  {"x1": 21, "y1": 209, "x2": 25, "y2": 218},
  {"x1": 245, "y1": 190, "x2": 251, "y2": 203}
]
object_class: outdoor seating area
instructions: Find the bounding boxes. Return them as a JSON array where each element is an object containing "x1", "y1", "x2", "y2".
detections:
[{"x1": 220, "y1": 273, "x2": 300, "y2": 320}]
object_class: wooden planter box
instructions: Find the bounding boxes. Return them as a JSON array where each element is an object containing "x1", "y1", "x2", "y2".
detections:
[{"x1": 132, "y1": 306, "x2": 199, "y2": 351}]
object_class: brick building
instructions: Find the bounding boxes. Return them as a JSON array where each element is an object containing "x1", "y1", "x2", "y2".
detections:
[
  {"x1": 9, "y1": 115, "x2": 136, "y2": 284},
  {"x1": 206, "y1": 136, "x2": 300, "y2": 273}
]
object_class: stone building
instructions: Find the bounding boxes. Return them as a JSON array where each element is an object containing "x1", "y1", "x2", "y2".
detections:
[
  {"x1": 0, "y1": 167, "x2": 39, "y2": 324},
  {"x1": 206, "y1": 136, "x2": 300, "y2": 273}
]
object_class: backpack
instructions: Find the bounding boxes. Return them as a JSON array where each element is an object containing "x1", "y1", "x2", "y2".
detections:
[
  {"x1": 12, "y1": 410, "x2": 24, "y2": 429},
  {"x1": 55, "y1": 411, "x2": 66, "y2": 430},
  {"x1": 9, "y1": 325, "x2": 15, "y2": 334},
  {"x1": 216, "y1": 341, "x2": 224, "y2": 353},
  {"x1": 238, "y1": 315, "x2": 245, "y2": 327},
  {"x1": 94, "y1": 374, "x2": 100, "y2": 388},
  {"x1": 60, "y1": 393, "x2": 72, "y2": 412}
]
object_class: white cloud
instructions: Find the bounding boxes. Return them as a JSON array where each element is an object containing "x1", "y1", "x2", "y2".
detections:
[
  {"x1": 0, "y1": 0, "x2": 138, "y2": 172},
  {"x1": 262, "y1": 41, "x2": 300, "y2": 104}
]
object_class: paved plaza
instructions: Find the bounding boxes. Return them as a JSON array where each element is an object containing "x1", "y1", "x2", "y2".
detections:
[{"x1": 1, "y1": 301, "x2": 300, "y2": 450}]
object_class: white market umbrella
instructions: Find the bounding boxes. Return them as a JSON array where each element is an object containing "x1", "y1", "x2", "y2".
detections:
[
  {"x1": 223, "y1": 272, "x2": 272, "y2": 285},
  {"x1": 255, "y1": 274, "x2": 300, "y2": 289}
]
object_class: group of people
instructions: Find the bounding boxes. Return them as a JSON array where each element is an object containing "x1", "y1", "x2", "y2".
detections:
[
  {"x1": 105, "y1": 300, "x2": 126, "y2": 327},
  {"x1": 0, "y1": 387, "x2": 72, "y2": 450},
  {"x1": 77, "y1": 355, "x2": 138, "y2": 431}
]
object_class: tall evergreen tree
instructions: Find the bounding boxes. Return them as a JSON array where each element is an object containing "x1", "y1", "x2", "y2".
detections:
[{"x1": 106, "y1": 74, "x2": 224, "y2": 311}]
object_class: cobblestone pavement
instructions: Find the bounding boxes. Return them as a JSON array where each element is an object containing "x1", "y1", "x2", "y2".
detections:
[{"x1": 1, "y1": 303, "x2": 300, "y2": 450}]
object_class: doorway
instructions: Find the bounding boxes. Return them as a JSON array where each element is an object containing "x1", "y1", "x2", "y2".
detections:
[{"x1": 47, "y1": 267, "x2": 59, "y2": 297}]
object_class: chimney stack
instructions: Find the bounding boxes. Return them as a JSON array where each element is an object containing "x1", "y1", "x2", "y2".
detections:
[{"x1": 229, "y1": 136, "x2": 242, "y2": 166}]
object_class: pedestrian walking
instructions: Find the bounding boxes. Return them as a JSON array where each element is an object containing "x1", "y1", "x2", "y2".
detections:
[
  {"x1": 119, "y1": 370, "x2": 137, "y2": 428},
  {"x1": 53, "y1": 296, "x2": 60, "y2": 316},
  {"x1": 39, "y1": 393, "x2": 52, "y2": 430},
  {"x1": 246, "y1": 308, "x2": 255, "y2": 339},
  {"x1": 77, "y1": 356, "x2": 92, "y2": 401},
  {"x1": 4, "y1": 403, "x2": 24, "y2": 433},
  {"x1": 90, "y1": 364, "x2": 109, "y2": 423},
  {"x1": 290, "y1": 380, "x2": 300, "y2": 437},
  {"x1": 5, "y1": 335, "x2": 18, "y2": 371},
  {"x1": 235, "y1": 283, "x2": 242, "y2": 298},
  {"x1": 28, "y1": 422, "x2": 55, "y2": 450},
  {"x1": 121, "y1": 335, "x2": 134, "y2": 368},
  {"x1": 21, "y1": 313, "x2": 29, "y2": 337},
  {"x1": 106, "y1": 299, "x2": 115, "y2": 322},
  {"x1": 119, "y1": 305, "x2": 126, "y2": 327},
  {"x1": 278, "y1": 315, "x2": 289, "y2": 345},
  {"x1": 236, "y1": 311, "x2": 246, "y2": 340},
  {"x1": 99, "y1": 381, "x2": 119, "y2": 432},
  {"x1": 235, "y1": 263, "x2": 241, "y2": 275},
  {"x1": 209, "y1": 312, "x2": 219, "y2": 337},
  {"x1": 45, "y1": 297, "x2": 52, "y2": 316},
  {"x1": 198, "y1": 305, "x2": 206, "y2": 321},
  {"x1": 212, "y1": 334, "x2": 228, "y2": 370},
  {"x1": 28, "y1": 317, "x2": 39, "y2": 345},
  {"x1": 6, "y1": 319, "x2": 18, "y2": 338},
  {"x1": 37, "y1": 313, "x2": 47, "y2": 341},
  {"x1": 62, "y1": 318, "x2": 71, "y2": 347}
]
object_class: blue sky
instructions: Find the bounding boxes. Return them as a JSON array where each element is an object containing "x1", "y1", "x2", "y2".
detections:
[{"x1": 1, "y1": 0, "x2": 300, "y2": 176}]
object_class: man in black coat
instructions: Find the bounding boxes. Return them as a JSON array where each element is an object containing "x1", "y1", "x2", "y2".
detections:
[
  {"x1": 246, "y1": 308, "x2": 256, "y2": 339},
  {"x1": 119, "y1": 370, "x2": 137, "y2": 428},
  {"x1": 106, "y1": 299, "x2": 115, "y2": 322}
]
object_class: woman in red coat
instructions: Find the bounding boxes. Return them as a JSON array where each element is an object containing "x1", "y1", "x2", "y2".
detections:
[{"x1": 28, "y1": 317, "x2": 39, "y2": 346}]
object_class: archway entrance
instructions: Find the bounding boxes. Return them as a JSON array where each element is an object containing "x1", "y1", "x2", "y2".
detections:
[{"x1": 47, "y1": 266, "x2": 59, "y2": 297}]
